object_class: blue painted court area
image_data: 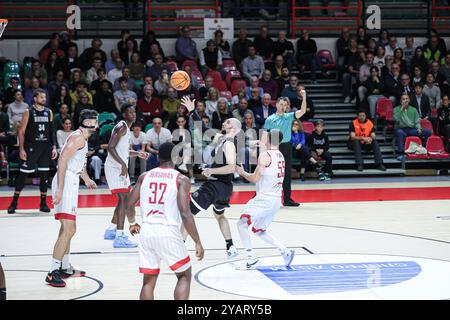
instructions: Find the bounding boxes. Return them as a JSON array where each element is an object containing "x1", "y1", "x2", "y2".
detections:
[{"x1": 258, "y1": 261, "x2": 422, "y2": 295}]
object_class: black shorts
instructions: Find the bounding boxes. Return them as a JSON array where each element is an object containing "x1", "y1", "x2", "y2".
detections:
[
  {"x1": 190, "y1": 180, "x2": 233, "y2": 215},
  {"x1": 20, "y1": 143, "x2": 51, "y2": 173}
]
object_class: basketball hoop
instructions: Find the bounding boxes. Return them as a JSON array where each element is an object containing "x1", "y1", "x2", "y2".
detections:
[{"x1": 0, "y1": 19, "x2": 8, "y2": 39}]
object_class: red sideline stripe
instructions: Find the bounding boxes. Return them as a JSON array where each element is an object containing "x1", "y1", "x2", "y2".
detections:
[
  {"x1": 252, "y1": 227, "x2": 266, "y2": 233},
  {"x1": 170, "y1": 256, "x2": 190, "y2": 271},
  {"x1": 240, "y1": 214, "x2": 252, "y2": 226},
  {"x1": 139, "y1": 268, "x2": 160, "y2": 275},
  {"x1": 2, "y1": 187, "x2": 450, "y2": 211},
  {"x1": 111, "y1": 187, "x2": 131, "y2": 194},
  {"x1": 55, "y1": 213, "x2": 76, "y2": 221}
]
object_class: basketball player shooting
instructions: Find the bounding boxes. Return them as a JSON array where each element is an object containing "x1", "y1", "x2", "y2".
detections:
[
  {"x1": 125, "y1": 142, "x2": 204, "y2": 300},
  {"x1": 46, "y1": 110, "x2": 98, "y2": 287},
  {"x1": 235, "y1": 129, "x2": 295, "y2": 270},
  {"x1": 104, "y1": 105, "x2": 149, "y2": 248},
  {"x1": 180, "y1": 96, "x2": 241, "y2": 259}
]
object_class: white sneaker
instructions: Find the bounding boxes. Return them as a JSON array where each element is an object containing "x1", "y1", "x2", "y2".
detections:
[
  {"x1": 350, "y1": 97, "x2": 357, "y2": 104},
  {"x1": 227, "y1": 245, "x2": 239, "y2": 259},
  {"x1": 178, "y1": 164, "x2": 188, "y2": 173},
  {"x1": 235, "y1": 258, "x2": 261, "y2": 270},
  {"x1": 344, "y1": 96, "x2": 351, "y2": 103},
  {"x1": 283, "y1": 249, "x2": 295, "y2": 267}
]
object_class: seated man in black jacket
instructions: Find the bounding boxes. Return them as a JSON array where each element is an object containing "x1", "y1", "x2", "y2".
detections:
[
  {"x1": 296, "y1": 30, "x2": 321, "y2": 83},
  {"x1": 410, "y1": 83, "x2": 431, "y2": 119},
  {"x1": 383, "y1": 63, "x2": 401, "y2": 105},
  {"x1": 307, "y1": 119, "x2": 333, "y2": 180}
]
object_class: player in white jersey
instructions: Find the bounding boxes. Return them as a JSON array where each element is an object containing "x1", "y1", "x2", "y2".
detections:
[
  {"x1": 104, "y1": 105, "x2": 149, "y2": 248},
  {"x1": 235, "y1": 129, "x2": 295, "y2": 270},
  {"x1": 46, "y1": 110, "x2": 98, "y2": 287},
  {"x1": 126, "y1": 142, "x2": 204, "y2": 300}
]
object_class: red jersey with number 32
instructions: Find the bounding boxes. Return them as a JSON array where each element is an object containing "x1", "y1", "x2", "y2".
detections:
[
  {"x1": 140, "y1": 167, "x2": 180, "y2": 227},
  {"x1": 256, "y1": 150, "x2": 285, "y2": 198}
]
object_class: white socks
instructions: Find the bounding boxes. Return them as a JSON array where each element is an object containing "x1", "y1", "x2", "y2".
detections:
[
  {"x1": 108, "y1": 223, "x2": 117, "y2": 230},
  {"x1": 255, "y1": 231, "x2": 287, "y2": 255},
  {"x1": 237, "y1": 219, "x2": 252, "y2": 251},
  {"x1": 50, "y1": 258, "x2": 62, "y2": 272},
  {"x1": 62, "y1": 254, "x2": 70, "y2": 270},
  {"x1": 116, "y1": 230, "x2": 124, "y2": 237}
]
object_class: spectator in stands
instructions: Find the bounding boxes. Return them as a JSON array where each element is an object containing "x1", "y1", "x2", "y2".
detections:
[
  {"x1": 377, "y1": 29, "x2": 390, "y2": 48},
  {"x1": 367, "y1": 37, "x2": 378, "y2": 54},
  {"x1": 86, "y1": 58, "x2": 102, "y2": 85},
  {"x1": 120, "y1": 38, "x2": 139, "y2": 66},
  {"x1": 199, "y1": 40, "x2": 223, "y2": 78},
  {"x1": 53, "y1": 103, "x2": 72, "y2": 132},
  {"x1": 212, "y1": 98, "x2": 233, "y2": 130},
  {"x1": 336, "y1": 28, "x2": 351, "y2": 75},
  {"x1": 343, "y1": 38, "x2": 365, "y2": 103},
  {"x1": 51, "y1": 84, "x2": 72, "y2": 113},
  {"x1": 3, "y1": 77, "x2": 21, "y2": 104},
  {"x1": 403, "y1": 36, "x2": 416, "y2": 67},
  {"x1": 172, "y1": 115, "x2": 195, "y2": 183},
  {"x1": 281, "y1": 75, "x2": 300, "y2": 100},
  {"x1": 277, "y1": 67, "x2": 291, "y2": 92},
  {"x1": 198, "y1": 76, "x2": 213, "y2": 101},
  {"x1": 291, "y1": 85, "x2": 315, "y2": 121},
  {"x1": 121, "y1": 0, "x2": 139, "y2": 18},
  {"x1": 137, "y1": 84, "x2": 162, "y2": 124},
  {"x1": 232, "y1": 28, "x2": 252, "y2": 67},
  {"x1": 59, "y1": 30, "x2": 77, "y2": 56},
  {"x1": 381, "y1": 55, "x2": 393, "y2": 78},
  {"x1": 167, "y1": 101, "x2": 189, "y2": 131},
  {"x1": 44, "y1": 51, "x2": 63, "y2": 83},
  {"x1": 90, "y1": 68, "x2": 112, "y2": 95},
  {"x1": 146, "y1": 54, "x2": 169, "y2": 82},
  {"x1": 362, "y1": 66, "x2": 385, "y2": 119},
  {"x1": 105, "y1": 50, "x2": 123, "y2": 74},
  {"x1": 48, "y1": 70, "x2": 69, "y2": 101},
  {"x1": 259, "y1": 69, "x2": 278, "y2": 99},
  {"x1": 384, "y1": 35, "x2": 399, "y2": 57},
  {"x1": 56, "y1": 117, "x2": 73, "y2": 153},
  {"x1": 136, "y1": 76, "x2": 154, "y2": 98},
  {"x1": 214, "y1": 29, "x2": 231, "y2": 60},
  {"x1": 6, "y1": 90, "x2": 28, "y2": 133},
  {"x1": 127, "y1": 53, "x2": 145, "y2": 81},
  {"x1": 439, "y1": 53, "x2": 450, "y2": 87},
  {"x1": 357, "y1": 51, "x2": 377, "y2": 103},
  {"x1": 394, "y1": 94, "x2": 432, "y2": 161},
  {"x1": 70, "y1": 81, "x2": 93, "y2": 111},
  {"x1": 87, "y1": 126, "x2": 106, "y2": 186},
  {"x1": 230, "y1": 87, "x2": 246, "y2": 108},
  {"x1": 410, "y1": 83, "x2": 432, "y2": 121},
  {"x1": 25, "y1": 60, "x2": 48, "y2": 89},
  {"x1": 79, "y1": 38, "x2": 107, "y2": 71},
  {"x1": 182, "y1": 65, "x2": 200, "y2": 90},
  {"x1": 175, "y1": 26, "x2": 198, "y2": 65},
  {"x1": 438, "y1": 95, "x2": 450, "y2": 151},
  {"x1": 396, "y1": 73, "x2": 413, "y2": 103},
  {"x1": 94, "y1": 80, "x2": 116, "y2": 114},
  {"x1": 423, "y1": 73, "x2": 441, "y2": 113},
  {"x1": 255, "y1": 93, "x2": 276, "y2": 129},
  {"x1": 424, "y1": 36, "x2": 446, "y2": 65},
  {"x1": 73, "y1": 93, "x2": 95, "y2": 128},
  {"x1": 162, "y1": 87, "x2": 182, "y2": 121},
  {"x1": 374, "y1": 46, "x2": 386, "y2": 70},
  {"x1": 114, "y1": 77, "x2": 137, "y2": 113},
  {"x1": 128, "y1": 122, "x2": 147, "y2": 182},
  {"x1": 410, "y1": 46, "x2": 428, "y2": 75},
  {"x1": 253, "y1": 25, "x2": 274, "y2": 61},
  {"x1": 348, "y1": 110, "x2": 385, "y2": 171},
  {"x1": 296, "y1": 29, "x2": 320, "y2": 83},
  {"x1": 241, "y1": 45, "x2": 265, "y2": 82},
  {"x1": 61, "y1": 43, "x2": 81, "y2": 75},
  {"x1": 69, "y1": 69, "x2": 85, "y2": 91},
  {"x1": 233, "y1": 98, "x2": 255, "y2": 125},
  {"x1": 248, "y1": 87, "x2": 263, "y2": 112},
  {"x1": 113, "y1": 67, "x2": 136, "y2": 92},
  {"x1": 245, "y1": 76, "x2": 264, "y2": 99},
  {"x1": 144, "y1": 117, "x2": 172, "y2": 170},
  {"x1": 427, "y1": 29, "x2": 447, "y2": 61},
  {"x1": 430, "y1": 61, "x2": 447, "y2": 91},
  {"x1": 205, "y1": 87, "x2": 220, "y2": 118},
  {"x1": 307, "y1": 119, "x2": 333, "y2": 180},
  {"x1": 273, "y1": 31, "x2": 296, "y2": 69},
  {"x1": 176, "y1": 79, "x2": 200, "y2": 101},
  {"x1": 117, "y1": 30, "x2": 138, "y2": 58},
  {"x1": 384, "y1": 63, "x2": 401, "y2": 104},
  {"x1": 154, "y1": 69, "x2": 170, "y2": 98},
  {"x1": 0, "y1": 99, "x2": 15, "y2": 152},
  {"x1": 189, "y1": 100, "x2": 210, "y2": 130},
  {"x1": 393, "y1": 48, "x2": 408, "y2": 75},
  {"x1": 412, "y1": 66, "x2": 425, "y2": 86},
  {"x1": 270, "y1": 55, "x2": 286, "y2": 80},
  {"x1": 140, "y1": 31, "x2": 163, "y2": 64},
  {"x1": 39, "y1": 33, "x2": 65, "y2": 65},
  {"x1": 356, "y1": 27, "x2": 370, "y2": 48},
  {"x1": 107, "y1": 58, "x2": 124, "y2": 85},
  {"x1": 291, "y1": 119, "x2": 319, "y2": 181},
  {"x1": 24, "y1": 78, "x2": 49, "y2": 107}
]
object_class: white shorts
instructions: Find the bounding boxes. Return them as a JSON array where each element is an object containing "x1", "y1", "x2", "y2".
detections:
[
  {"x1": 241, "y1": 195, "x2": 281, "y2": 233},
  {"x1": 138, "y1": 223, "x2": 191, "y2": 275},
  {"x1": 105, "y1": 164, "x2": 131, "y2": 194},
  {"x1": 51, "y1": 171, "x2": 80, "y2": 221}
]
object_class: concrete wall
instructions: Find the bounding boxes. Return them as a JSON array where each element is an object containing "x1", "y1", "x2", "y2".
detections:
[{"x1": 0, "y1": 37, "x2": 438, "y2": 64}]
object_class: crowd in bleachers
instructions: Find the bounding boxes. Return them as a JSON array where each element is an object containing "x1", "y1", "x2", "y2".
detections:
[{"x1": 1, "y1": 24, "x2": 450, "y2": 185}]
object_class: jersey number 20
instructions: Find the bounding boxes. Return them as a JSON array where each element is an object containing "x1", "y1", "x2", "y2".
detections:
[{"x1": 148, "y1": 182, "x2": 167, "y2": 204}]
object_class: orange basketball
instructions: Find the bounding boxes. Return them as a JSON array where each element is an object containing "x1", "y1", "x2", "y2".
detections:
[{"x1": 170, "y1": 70, "x2": 191, "y2": 91}]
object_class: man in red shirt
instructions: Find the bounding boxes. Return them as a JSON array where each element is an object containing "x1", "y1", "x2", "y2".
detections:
[{"x1": 137, "y1": 85, "x2": 163, "y2": 124}]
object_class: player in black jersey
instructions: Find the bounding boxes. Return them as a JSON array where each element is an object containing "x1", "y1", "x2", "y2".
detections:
[
  {"x1": 180, "y1": 96, "x2": 241, "y2": 259},
  {"x1": 7, "y1": 89, "x2": 57, "y2": 214}
]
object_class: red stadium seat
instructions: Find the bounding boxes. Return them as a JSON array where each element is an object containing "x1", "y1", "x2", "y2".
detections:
[
  {"x1": 219, "y1": 91, "x2": 233, "y2": 101},
  {"x1": 426, "y1": 136, "x2": 450, "y2": 159},
  {"x1": 182, "y1": 59, "x2": 198, "y2": 71},
  {"x1": 376, "y1": 97, "x2": 393, "y2": 119},
  {"x1": 213, "y1": 80, "x2": 228, "y2": 92},
  {"x1": 165, "y1": 60, "x2": 178, "y2": 73},
  {"x1": 230, "y1": 79, "x2": 247, "y2": 96},
  {"x1": 302, "y1": 121, "x2": 315, "y2": 134},
  {"x1": 222, "y1": 59, "x2": 237, "y2": 72},
  {"x1": 404, "y1": 136, "x2": 428, "y2": 159},
  {"x1": 317, "y1": 50, "x2": 336, "y2": 69},
  {"x1": 191, "y1": 69, "x2": 203, "y2": 82},
  {"x1": 420, "y1": 119, "x2": 434, "y2": 135},
  {"x1": 431, "y1": 107, "x2": 438, "y2": 118},
  {"x1": 225, "y1": 70, "x2": 241, "y2": 88},
  {"x1": 207, "y1": 70, "x2": 223, "y2": 82}
]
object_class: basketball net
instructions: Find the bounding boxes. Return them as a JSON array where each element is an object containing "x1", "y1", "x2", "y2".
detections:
[{"x1": 0, "y1": 19, "x2": 8, "y2": 39}]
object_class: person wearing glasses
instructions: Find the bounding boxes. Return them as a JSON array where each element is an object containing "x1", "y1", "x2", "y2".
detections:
[
  {"x1": 263, "y1": 91, "x2": 307, "y2": 207},
  {"x1": 175, "y1": 26, "x2": 198, "y2": 66}
]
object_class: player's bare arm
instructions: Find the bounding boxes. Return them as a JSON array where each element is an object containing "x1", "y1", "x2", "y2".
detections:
[
  {"x1": 107, "y1": 123, "x2": 129, "y2": 176},
  {"x1": 295, "y1": 89, "x2": 307, "y2": 119},
  {"x1": 202, "y1": 141, "x2": 236, "y2": 177},
  {"x1": 178, "y1": 175, "x2": 204, "y2": 261},
  {"x1": 126, "y1": 172, "x2": 146, "y2": 235},
  {"x1": 236, "y1": 152, "x2": 270, "y2": 183},
  {"x1": 17, "y1": 109, "x2": 29, "y2": 161},
  {"x1": 80, "y1": 166, "x2": 97, "y2": 189},
  {"x1": 49, "y1": 110, "x2": 57, "y2": 160},
  {"x1": 54, "y1": 132, "x2": 85, "y2": 205}
]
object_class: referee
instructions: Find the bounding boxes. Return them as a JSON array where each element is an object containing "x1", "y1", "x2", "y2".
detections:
[{"x1": 264, "y1": 88, "x2": 307, "y2": 207}]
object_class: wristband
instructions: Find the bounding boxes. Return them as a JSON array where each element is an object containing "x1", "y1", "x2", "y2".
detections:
[{"x1": 129, "y1": 221, "x2": 137, "y2": 226}]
